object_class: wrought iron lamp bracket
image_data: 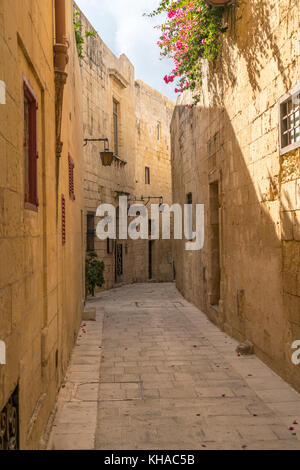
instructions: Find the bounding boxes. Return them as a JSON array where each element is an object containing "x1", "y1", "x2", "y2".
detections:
[{"x1": 83, "y1": 138, "x2": 109, "y2": 150}]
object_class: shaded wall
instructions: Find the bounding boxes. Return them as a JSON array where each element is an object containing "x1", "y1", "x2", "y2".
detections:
[
  {"x1": 135, "y1": 80, "x2": 174, "y2": 282},
  {"x1": 171, "y1": 0, "x2": 300, "y2": 391},
  {"x1": 0, "y1": 0, "x2": 84, "y2": 449},
  {"x1": 76, "y1": 4, "x2": 175, "y2": 290}
]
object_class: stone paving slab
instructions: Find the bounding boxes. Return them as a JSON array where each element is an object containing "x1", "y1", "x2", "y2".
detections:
[{"x1": 47, "y1": 283, "x2": 300, "y2": 450}]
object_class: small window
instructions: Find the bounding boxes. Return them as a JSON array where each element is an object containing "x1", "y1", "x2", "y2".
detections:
[
  {"x1": 157, "y1": 122, "x2": 161, "y2": 141},
  {"x1": 113, "y1": 99, "x2": 119, "y2": 155},
  {"x1": 87, "y1": 213, "x2": 95, "y2": 252},
  {"x1": 23, "y1": 77, "x2": 38, "y2": 210},
  {"x1": 279, "y1": 86, "x2": 300, "y2": 155},
  {"x1": 145, "y1": 167, "x2": 150, "y2": 185},
  {"x1": 187, "y1": 193, "x2": 193, "y2": 205},
  {"x1": 68, "y1": 155, "x2": 75, "y2": 200},
  {"x1": 62, "y1": 195, "x2": 66, "y2": 245}
]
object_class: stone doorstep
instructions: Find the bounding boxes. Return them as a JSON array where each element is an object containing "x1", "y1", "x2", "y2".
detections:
[{"x1": 82, "y1": 307, "x2": 96, "y2": 321}]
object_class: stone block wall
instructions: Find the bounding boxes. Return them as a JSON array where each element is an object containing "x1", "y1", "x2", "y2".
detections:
[
  {"x1": 135, "y1": 80, "x2": 175, "y2": 283},
  {"x1": 76, "y1": 4, "x2": 175, "y2": 290},
  {"x1": 171, "y1": 0, "x2": 300, "y2": 391}
]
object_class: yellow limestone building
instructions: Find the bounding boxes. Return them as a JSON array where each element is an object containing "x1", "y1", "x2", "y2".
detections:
[
  {"x1": 171, "y1": 0, "x2": 300, "y2": 392},
  {"x1": 75, "y1": 3, "x2": 175, "y2": 290}
]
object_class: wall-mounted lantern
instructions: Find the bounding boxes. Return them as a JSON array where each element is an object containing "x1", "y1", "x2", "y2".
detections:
[
  {"x1": 204, "y1": 0, "x2": 234, "y2": 6},
  {"x1": 83, "y1": 138, "x2": 114, "y2": 167},
  {"x1": 100, "y1": 150, "x2": 114, "y2": 167}
]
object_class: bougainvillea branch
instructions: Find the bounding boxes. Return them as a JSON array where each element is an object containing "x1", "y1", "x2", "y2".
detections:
[{"x1": 146, "y1": 0, "x2": 227, "y2": 106}]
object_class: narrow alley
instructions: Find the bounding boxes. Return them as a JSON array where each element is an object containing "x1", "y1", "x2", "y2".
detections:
[
  {"x1": 1, "y1": 0, "x2": 300, "y2": 452},
  {"x1": 47, "y1": 283, "x2": 300, "y2": 450}
]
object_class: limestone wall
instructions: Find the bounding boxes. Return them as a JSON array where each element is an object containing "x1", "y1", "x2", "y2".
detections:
[
  {"x1": 0, "y1": 0, "x2": 84, "y2": 449},
  {"x1": 171, "y1": 0, "x2": 300, "y2": 391},
  {"x1": 135, "y1": 80, "x2": 174, "y2": 282},
  {"x1": 76, "y1": 4, "x2": 175, "y2": 289}
]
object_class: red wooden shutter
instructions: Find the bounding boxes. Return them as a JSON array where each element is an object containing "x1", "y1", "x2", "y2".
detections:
[{"x1": 61, "y1": 194, "x2": 66, "y2": 245}]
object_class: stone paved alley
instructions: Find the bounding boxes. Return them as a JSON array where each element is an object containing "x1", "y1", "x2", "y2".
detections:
[{"x1": 47, "y1": 283, "x2": 300, "y2": 450}]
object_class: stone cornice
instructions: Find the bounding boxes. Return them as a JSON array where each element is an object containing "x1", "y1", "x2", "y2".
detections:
[{"x1": 108, "y1": 68, "x2": 129, "y2": 89}]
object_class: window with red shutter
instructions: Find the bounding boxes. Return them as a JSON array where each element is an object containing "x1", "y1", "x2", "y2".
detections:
[
  {"x1": 62, "y1": 194, "x2": 66, "y2": 245},
  {"x1": 23, "y1": 77, "x2": 38, "y2": 211},
  {"x1": 68, "y1": 154, "x2": 75, "y2": 200}
]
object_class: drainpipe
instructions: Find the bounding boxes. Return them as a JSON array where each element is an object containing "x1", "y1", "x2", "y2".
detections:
[
  {"x1": 54, "y1": 0, "x2": 69, "y2": 160},
  {"x1": 55, "y1": 0, "x2": 66, "y2": 44}
]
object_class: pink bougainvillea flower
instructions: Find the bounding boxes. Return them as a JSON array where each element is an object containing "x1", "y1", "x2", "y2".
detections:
[
  {"x1": 248, "y1": 374, "x2": 253, "y2": 377},
  {"x1": 147, "y1": 0, "x2": 227, "y2": 107},
  {"x1": 222, "y1": 394, "x2": 226, "y2": 398},
  {"x1": 193, "y1": 345, "x2": 197, "y2": 348},
  {"x1": 237, "y1": 353, "x2": 241, "y2": 357},
  {"x1": 253, "y1": 414, "x2": 258, "y2": 417},
  {"x1": 196, "y1": 414, "x2": 201, "y2": 416},
  {"x1": 201, "y1": 444, "x2": 207, "y2": 448},
  {"x1": 289, "y1": 427, "x2": 295, "y2": 431},
  {"x1": 293, "y1": 421, "x2": 298, "y2": 425}
]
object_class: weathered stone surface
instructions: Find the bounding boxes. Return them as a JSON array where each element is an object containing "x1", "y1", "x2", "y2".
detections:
[
  {"x1": 77, "y1": 3, "x2": 175, "y2": 290},
  {"x1": 0, "y1": 0, "x2": 84, "y2": 449},
  {"x1": 236, "y1": 340, "x2": 254, "y2": 356},
  {"x1": 82, "y1": 308, "x2": 96, "y2": 321}
]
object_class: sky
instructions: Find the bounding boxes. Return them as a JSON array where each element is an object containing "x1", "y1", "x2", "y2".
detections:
[{"x1": 75, "y1": 0, "x2": 176, "y2": 102}]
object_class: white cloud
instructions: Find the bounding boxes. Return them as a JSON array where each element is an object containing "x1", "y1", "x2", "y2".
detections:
[{"x1": 75, "y1": 0, "x2": 176, "y2": 101}]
